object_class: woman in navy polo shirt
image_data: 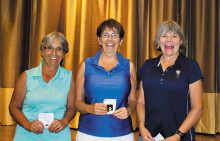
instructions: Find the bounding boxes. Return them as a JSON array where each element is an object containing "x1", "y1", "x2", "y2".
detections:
[
  {"x1": 137, "y1": 21, "x2": 203, "y2": 141},
  {"x1": 75, "y1": 19, "x2": 137, "y2": 141}
]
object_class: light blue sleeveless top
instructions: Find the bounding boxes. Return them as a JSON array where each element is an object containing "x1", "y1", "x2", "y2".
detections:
[
  {"x1": 78, "y1": 50, "x2": 133, "y2": 137},
  {"x1": 13, "y1": 62, "x2": 72, "y2": 141}
]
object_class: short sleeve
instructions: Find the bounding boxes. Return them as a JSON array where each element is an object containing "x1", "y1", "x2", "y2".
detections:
[
  {"x1": 138, "y1": 60, "x2": 148, "y2": 81},
  {"x1": 188, "y1": 60, "x2": 203, "y2": 84}
]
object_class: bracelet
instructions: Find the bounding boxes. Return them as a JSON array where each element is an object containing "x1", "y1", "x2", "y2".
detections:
[{"x1": 176, "y1": 130, "x2": 186, "y2": 140}]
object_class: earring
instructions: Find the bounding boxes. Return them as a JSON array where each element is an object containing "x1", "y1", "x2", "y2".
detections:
[
  {"x1": 41, "y1": 58, "x2": 44, "y2": 64},
  {"x1": 60, "y1": 59, "x2": 64, "y2": 66}
]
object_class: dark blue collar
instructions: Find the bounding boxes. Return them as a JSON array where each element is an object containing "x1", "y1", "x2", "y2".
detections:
[{"x1": 155, "y1": 53, "x2": 185, "y2": 68}]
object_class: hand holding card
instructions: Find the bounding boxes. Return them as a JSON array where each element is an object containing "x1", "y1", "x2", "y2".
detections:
[
  {"x1": 103, "y1": 99, "x2": 117, "y2": 114},
  {"x1": 38, "y1": 113, "x2": 54, "y2": 128}
]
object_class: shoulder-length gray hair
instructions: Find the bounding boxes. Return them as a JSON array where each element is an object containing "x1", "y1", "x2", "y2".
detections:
[{"x1": 153, "y1": 20, "x2": 186, "y2": 51}]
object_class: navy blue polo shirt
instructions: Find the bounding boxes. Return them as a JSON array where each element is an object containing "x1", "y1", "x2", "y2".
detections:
[{"x1": 138, "y1": 53, "x2": 203, "y2": 141}]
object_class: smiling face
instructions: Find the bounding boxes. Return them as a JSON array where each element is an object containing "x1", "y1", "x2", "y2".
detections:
[
  {"x1": 41, "y1": 39, "x2": 65, "y2": 68},
  {"x1": 98, "y1": 28, "x2": 123, "y2": 55},
  {"x1": 159, "y1": 31, "x2": 182, "y2": 57}
]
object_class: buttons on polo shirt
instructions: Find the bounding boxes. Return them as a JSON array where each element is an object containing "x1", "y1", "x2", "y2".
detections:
[
  {"x1": 160, "y1": 72, "x2": 165, "y2": 84},
  {"x1": 160, "y1": 78, "x2": 164, "y2": 84},
  {"x1": 107, "y1": 72, "x2": 112, "y2": 78}
]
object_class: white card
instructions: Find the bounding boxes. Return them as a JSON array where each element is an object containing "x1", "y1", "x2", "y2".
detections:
[
  {"x1": 154, "y1": 133, "x2": 164, "y2": 141},
  {"x1": 103, "y1": 99, "x2": 117, "y2": 114},
  {"x1": 38, "y1": 113, "x2": 54, "y2": 128}
]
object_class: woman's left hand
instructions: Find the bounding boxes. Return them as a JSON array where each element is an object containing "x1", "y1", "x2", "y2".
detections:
[
  {"x1": 112, "y1": 107, "x2": 131, "y2": 119},
  {"x1": 48, "y1": 119, "x2": 68, "y2": 133}
]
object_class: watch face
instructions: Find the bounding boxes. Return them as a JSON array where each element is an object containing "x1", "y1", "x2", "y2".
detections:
[{"x1": 176, "y1": 130, "x2": 186, "y2": 140}]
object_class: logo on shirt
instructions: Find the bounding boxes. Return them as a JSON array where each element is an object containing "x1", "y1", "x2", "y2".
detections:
[{"x1": 176, "y1": 70, "x2": 181, "y2": 78}]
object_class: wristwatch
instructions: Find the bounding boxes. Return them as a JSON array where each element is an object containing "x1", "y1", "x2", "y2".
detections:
[{"x1": 176, "y1": 130, "x2": 186, "y2": 140}]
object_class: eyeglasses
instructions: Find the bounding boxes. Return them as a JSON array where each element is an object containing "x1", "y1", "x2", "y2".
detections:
[
  {"x1": 101, "y1": 33, "x2": 120, "y2": 39},
  {"x1": 43, "y1": 46, "x2": 65, "y2": 53}
]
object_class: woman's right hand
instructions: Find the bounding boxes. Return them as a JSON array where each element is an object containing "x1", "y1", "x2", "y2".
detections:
[
  {"x1": 139, "y1": 126, "x2": 155, "y2": 141},
  {"x1": 25, "y1": 120, "x2": 44, "y2": 134},
  {"x1": 89, "y1": 103, "x2": 107, "y2": 115}
]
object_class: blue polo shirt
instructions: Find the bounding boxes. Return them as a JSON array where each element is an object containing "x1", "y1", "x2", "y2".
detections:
[
  {"x1": 78, "y1": 50, "x2": 133, "y2": 137},
  {"x1": 138, "y1": 53, "x2": 203, "y2": 141}
]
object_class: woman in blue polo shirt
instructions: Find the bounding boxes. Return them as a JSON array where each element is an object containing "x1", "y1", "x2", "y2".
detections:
[
  {"x1": 137, "y1": 21, "x2": 203, "y2": 141},
  {"x1": 75, "y1": 19, "x2": 137, "y2": 141}
]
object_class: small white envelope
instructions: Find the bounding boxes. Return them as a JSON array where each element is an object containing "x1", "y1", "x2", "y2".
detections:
[
  {"x1": 103, "y1": 99, "x2": 117, "y2": 114},
  {"x1": 154, "y1": 133, "x2": 164, "y2": 141},
  {"x1": 38, "y1": 113, "x2": 54, "y2": 128}
]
